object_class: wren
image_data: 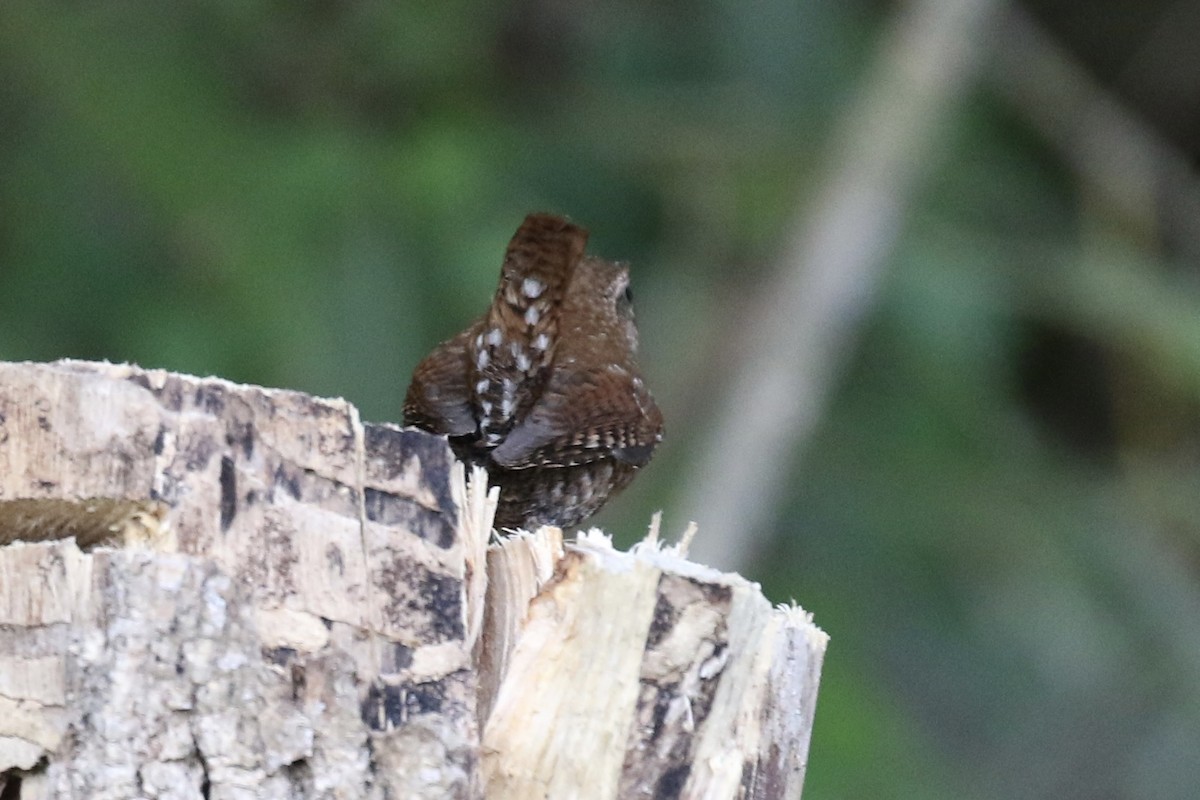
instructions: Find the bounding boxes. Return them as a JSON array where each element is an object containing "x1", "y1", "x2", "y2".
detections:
[{"x1": 404, "y1": 213, "x2": 664, "y2": 530}]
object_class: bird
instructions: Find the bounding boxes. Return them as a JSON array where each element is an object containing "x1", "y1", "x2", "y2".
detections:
[{"x1": 404, "y1": 213, "x2": 663, "y2": 530}]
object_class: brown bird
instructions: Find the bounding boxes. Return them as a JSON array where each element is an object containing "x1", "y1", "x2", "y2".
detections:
[{"x1": 404, "y1": 213, "x2": 664, "y2": 530}]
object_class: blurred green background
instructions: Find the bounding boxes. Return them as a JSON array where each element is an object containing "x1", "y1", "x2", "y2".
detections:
[{"x1": 4, "y1": 1, "x2": 1200, "y2": 797}]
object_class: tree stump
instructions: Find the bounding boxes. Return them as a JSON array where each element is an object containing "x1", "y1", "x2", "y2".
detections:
[{"x1": 0, "y1": 360, "x2": 827, "y2": 799}]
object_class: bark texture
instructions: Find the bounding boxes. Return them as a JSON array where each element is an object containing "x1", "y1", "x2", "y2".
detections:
[{"x1": 0, "y1": 360, "x2": 826, "y2": 800}]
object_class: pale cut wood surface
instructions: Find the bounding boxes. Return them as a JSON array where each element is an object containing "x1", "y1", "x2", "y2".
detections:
[
  {"x1": 477, "y1": 529, "x2": 826, "y2": 799},
  {"x1": 0, "y1": 359, "x2": 827, "y2": 800}
]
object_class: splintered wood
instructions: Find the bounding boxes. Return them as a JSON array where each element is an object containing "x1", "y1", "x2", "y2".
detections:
[
  {"x1": 475, "y1": 529, "x2": 825, "y2": 799},
  {"x1": 0, "y1": 360, "x2": 827, "y2": 800}
]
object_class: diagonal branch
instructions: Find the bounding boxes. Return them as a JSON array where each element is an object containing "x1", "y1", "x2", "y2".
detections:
[{"x1": 677, "y1": 0, "x2": 1004, "y2": 570}]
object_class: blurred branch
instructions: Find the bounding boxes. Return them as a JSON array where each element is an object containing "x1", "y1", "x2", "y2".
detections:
[
  {"x1": 678, "y1": 0, "x2": 1004, "y2": 571},
  {"x1": 990, "y1": 5, "x2": 1200, "y2": 264},
  {"x1": 991, "y1": 6, "x2": 1200, "y2": 690}
]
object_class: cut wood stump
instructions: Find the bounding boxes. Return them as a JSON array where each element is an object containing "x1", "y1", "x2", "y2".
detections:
[{"x1": 0, "y1": 360, "x2": 827, "y2": 800}]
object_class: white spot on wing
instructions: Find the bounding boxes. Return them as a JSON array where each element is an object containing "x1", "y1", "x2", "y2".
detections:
[
  {"x1": 487, "y1": 328, "x2": 503, "y2": 346},
  {"x1": 522, "y1": 277, "x2": 544, "y2": 298},
  {"x1": 475, "y1": 379, "x2": 489, "y2": 395},
  {"x1": 524, "y1": 306, "x2": 540, "y2": 326},
  {"x1": 533, "y1": 333, "x2": 550, "y2": 351},
  {"x1": 516, "y1": 352, "x2": 531, "y2": 371},
  {"x1": 476, "y1": 349, "x2": 490, "y2": 369}
]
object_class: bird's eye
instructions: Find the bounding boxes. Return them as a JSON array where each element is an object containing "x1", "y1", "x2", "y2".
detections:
[{"x1": 619, "y1": 285, "x2": 634, "y2": 306}]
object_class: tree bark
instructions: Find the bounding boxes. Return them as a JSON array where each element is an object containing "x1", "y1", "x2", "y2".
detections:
[{"x1": 0, "y1": 360, "x2": 826, "y2": 799}]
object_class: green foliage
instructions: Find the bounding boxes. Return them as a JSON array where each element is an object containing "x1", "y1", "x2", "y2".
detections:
[{"x1": 3, "y1": 2, "x2": 1198, "y2": 797}]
